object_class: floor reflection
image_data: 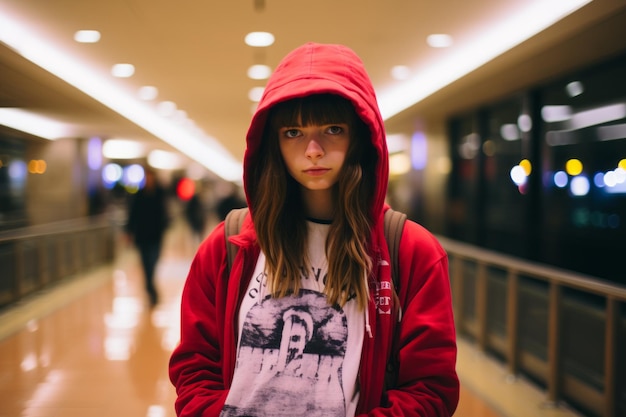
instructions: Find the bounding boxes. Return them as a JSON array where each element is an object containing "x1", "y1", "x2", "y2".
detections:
[{"x1": 0, "y1": 218, "x2": 193, "y2": 417}]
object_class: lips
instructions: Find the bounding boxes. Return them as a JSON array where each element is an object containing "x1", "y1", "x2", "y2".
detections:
[{"x1": 304, "y1": 167, "x2": 330, "y2": 176}]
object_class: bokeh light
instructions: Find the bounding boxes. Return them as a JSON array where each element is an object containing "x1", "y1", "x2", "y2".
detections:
[
  {"x1": 593, "y1": 172, "x2": 605, "y2": 188},
  {"x1": 176, "y1": 177, "x2": 195, "y2": 201},
  {"x1": 519, "y1": 159, "x2": 532, "y2": 175},
  {"x1": 124, "y1": 164, "x2": 145, "y2": 188},
  {"x1": 565, "y1": 158, "x2": 583, "y2": 176},
  {"x1": 554, "y1": 171, "x2": 568, "y2": 188},
  {"x1": 102, "y1": 163, "x2": 123, "y2": 189},
  {"x1": 570, "y1": 175, "x2": 590, "y2": 196},
  {"x1": 27, "y1": 160, "x2": 47, "y2": 174},
  {"x1": 510, "y1": 165, "x2": 527, "y2": 186}
]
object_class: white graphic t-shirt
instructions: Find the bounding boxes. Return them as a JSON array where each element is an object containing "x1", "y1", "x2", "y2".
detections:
[{"x1": 220, "y1": 221, "x2": 365, "y2": 417}]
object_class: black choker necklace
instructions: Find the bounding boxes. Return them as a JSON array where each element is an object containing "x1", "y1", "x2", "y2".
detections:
[{"x1": 306, "y1": 217, "x2": 333, "y2": 225}]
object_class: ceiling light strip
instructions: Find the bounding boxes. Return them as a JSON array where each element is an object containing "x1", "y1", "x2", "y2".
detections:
[
  {"x1": 0, "y1": 10, "x2": 242, "y2": 182},
  {"x1": 377, "y1": 0, "x2": 593, "y2": 120}
]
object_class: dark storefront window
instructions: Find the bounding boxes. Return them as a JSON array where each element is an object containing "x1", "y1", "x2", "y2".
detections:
[
  {"x1": 446, "y1": 53, "x2": 626, "y2": 285},
  {"x1": 446, "y1": 114, "x2": 482, "y2": 244},
  {"x1": 539, "y1": 56, "x2": 626, "y2": 283},
  {"x1": 482, "y1": 95, "x2": 534, "y2": 257}
]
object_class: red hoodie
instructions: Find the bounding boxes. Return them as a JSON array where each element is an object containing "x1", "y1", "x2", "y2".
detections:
[{"x1": 169, "y1": 42, "x2": 459, "y2": 416}]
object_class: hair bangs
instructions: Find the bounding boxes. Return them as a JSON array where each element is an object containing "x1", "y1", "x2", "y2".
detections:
[{"x1": 270, "y1": 94, "x2": 357, "y2": 128}]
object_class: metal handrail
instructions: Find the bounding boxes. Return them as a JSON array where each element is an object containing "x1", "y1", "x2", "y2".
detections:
[
  {"x1": 437, "y1": 236, "x2": 626, "y2": 301},
  {"x1": 0, "y1": 215, "x2": 111, "y2": 242},
  {"x1": 0, "y1": 216, "x2": 115, "y2": 308},
  {"x1": 437, "y1": 234, "x2": 625, "y2": 417}
]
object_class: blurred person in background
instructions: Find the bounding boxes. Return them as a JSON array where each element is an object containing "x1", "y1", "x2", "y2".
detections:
[
  {"x1": 215, "y1": 184, "x2": 247, "y2": 221},
  {"x1": 185, "y1": 191, "x2": 207, "y2": 244},
  {"x1": 87, "y1": 185, "x2": 109, "y2": 217},
  {"x1": 125, "y1": 167, "x2": 169, "y2": 306}
]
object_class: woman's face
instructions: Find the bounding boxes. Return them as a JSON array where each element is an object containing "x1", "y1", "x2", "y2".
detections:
[{"x1": 278, "y1": 119, "x2": 351, "y2": 194}]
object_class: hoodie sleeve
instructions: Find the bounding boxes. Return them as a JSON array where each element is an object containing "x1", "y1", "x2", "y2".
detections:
[
  {"x1": 169, "y1": 223, "x2": 230, "y2": 417},
  {"x1": 362, "y1": 220, "x2": 459, "y2": 416}
]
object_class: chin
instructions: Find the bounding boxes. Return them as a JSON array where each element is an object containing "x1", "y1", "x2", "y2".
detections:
[{"x1": 301, "y1": 182, "x2": 334, "y2": 192}]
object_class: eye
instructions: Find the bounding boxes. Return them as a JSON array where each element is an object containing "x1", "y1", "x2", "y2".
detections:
[
  {"x1": 282, "y1": 128, "x2": 301, "y2": 138},
  {"x1": 326, "y1": 125, "x2": 344, "y2": 135}
]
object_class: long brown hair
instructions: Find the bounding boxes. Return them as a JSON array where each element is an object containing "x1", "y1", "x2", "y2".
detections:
[{"x1": 249, "y1": 94, "x2": 378, "y2": 309}]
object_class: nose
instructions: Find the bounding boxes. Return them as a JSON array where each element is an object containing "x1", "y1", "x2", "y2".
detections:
[{"x1": 305, "y1": 137, "x2": 324, "y2": 161}]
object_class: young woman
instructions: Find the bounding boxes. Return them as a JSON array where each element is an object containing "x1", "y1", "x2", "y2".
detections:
[{"x1": 169, "y1": 42, "x2": 459, "y2": 417}]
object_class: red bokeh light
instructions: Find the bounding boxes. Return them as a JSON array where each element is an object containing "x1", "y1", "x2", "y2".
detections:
[{"x1": 177, "y1": 177, "x2": 195, "y2": 201}]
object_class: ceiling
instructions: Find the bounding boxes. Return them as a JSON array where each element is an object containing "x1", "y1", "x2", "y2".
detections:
[{"x1": 1, "y1": 0, "x2": 625, "y2": 182}]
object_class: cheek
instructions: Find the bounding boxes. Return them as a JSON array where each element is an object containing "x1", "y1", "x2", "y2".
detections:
[
  {"x1": 331, "y1": 144, "x2": 350, "y2": 164},
  {"x1": 279, "y1": 144, "x2": 298, "y2": 175},
  {"x1": 278, "y1": 141, "x2": 291, "y2": 164},
  {"x1": 278, "y1": 138, "x2": 300, "y2": 158}
]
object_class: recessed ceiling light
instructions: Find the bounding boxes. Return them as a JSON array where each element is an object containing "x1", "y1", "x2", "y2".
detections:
[
  {"x1": 391, "y1": 65, "x2": 411, "y2": 80},
  {"x1": 157, "y1": 101, "x2": 177, "y2": 117},
  {"x1": 111, "y1": 63, "x2": 135, "y2": 78},
  {"x1": 74, "y1": 30, "x2": 101, "y2": 43},
  {"x1": 247, "y1": 64, "x2": 272, "y2": 80},
  {"x1": 245, "y1": 32, "x2": 275, "y2": 47},
  {"x1": 138, "y1": 86, "x2": 158, "y2": 100},
  {"x1": 426, "y1": 34, "x2": 453, "y2": 48},
  {"x1": 248, "y1": 87, "x2": 265, "y2": 102}
]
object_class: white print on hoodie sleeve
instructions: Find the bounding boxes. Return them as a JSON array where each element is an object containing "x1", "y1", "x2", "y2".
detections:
[{"x1": 221, "y1": 222, "x2": 364, "y2": 417}]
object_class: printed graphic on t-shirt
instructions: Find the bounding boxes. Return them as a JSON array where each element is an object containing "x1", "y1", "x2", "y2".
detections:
[{"x1": 221, "y1": 289, "x2": 347, "y2": 417}]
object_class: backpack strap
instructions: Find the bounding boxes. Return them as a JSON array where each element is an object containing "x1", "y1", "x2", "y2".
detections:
[
  {"x1": 382, "y1": 208, "x2": 407, "y2": 394},
  {"x1": 225, "y1": 207, "x2": 249, "y2": 273},
  {"x1": 384, "y1": 208, "x2": 407, "y2": 293}
]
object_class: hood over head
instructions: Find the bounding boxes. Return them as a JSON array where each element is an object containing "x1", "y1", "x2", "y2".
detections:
[{"x1": 244, "y1": 42, "x2": 389, "y2": 223}]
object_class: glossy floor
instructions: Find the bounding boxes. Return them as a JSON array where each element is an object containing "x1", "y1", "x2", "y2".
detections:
[{"x1": 0, "y1": 217, "x2": 584, "y2": 417}]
